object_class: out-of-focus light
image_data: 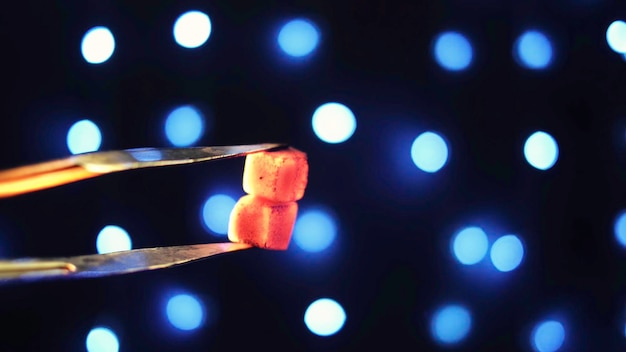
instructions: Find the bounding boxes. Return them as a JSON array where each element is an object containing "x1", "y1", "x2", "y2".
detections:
[
  {"x1": 490, "y1": 235, "x2": 524, "y2": 272},
  {"x1": 165, "y1": 105, "x2": 205, "y2": 147},
  {"x1": 293, "y1": 209, "x2": 337, "y2": 252},
  {"x1": 202, "y1": 194, "x2": 236, "y2": 235},
  {"x1": 278, "y1": 19, "x2": 320, "y2": 57},
  {"x1": 311, "y1": 102, "x2": 357, "y2": 144},
  {"x1": 524, "y1": 131, "x2": 559, "y2": 170},
  {"x1": 515, "y1": 30, "x2": 553, "y2": 69},
  {"x1": 81, "y1": 26, "x2": 115, "y2": 64},
  {"x1": 86, "y1": 327, "x2": 119, "y2": 352},
  {"x1": 410, "y1": 131, "x2": 449, "y2": 173},
  {"x1": 433, "y1": 31, "x2": 473, "y2": 71},
  {"x1": 96, "y1": 225, "x2": 132, "y2": 254},
  {"x1": 173, "y1": 11, "x2": 212, "y2": 48},
  {"x1": 304, "y1": 298, "x2": 346, "y2": 336},
  {"x1": 166, "y1": 294, "x2": 205, "y2": 331},
  {"x1": 532, "y1": 320, "x2": 565, "y2": 352},
  {"x1": 430, "y1": 304, "x2": 472, "y2": 345},
  {"x1": 613, "y1": 211, "x2": 626, "y2": 247},
  {"x1": 67, "y1": 119, "x2": 102, "y2": 155},
  {"x1": 607, "y1": 20, "x2": 626, "y2": 54},
  {"x1": 452, "y1": 227, "x2": 489, "y2": 265}
]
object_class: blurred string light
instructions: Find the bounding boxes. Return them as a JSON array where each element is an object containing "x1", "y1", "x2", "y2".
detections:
[
  {"x1": 166, "y1": 293, "x2": 205, "y2": 331},
  {"x1": 202, "y1": 194, "x2": 237, "y2": 235},
  {"x1": 410, "y1": 131, "x2": 449, "y2": 173},
  {"x1": 303, "y1": 298, "x2": 346, "y2": 336},
  {"x1": 452, "y1": 227, "x2": 489, "y2": 265},
  {"x1": 433, "y1": 31, "x2": 473, "y2": 71},
  {"x1": 81, "y1": 26, "x2": 115, "y2": 64},
  {"x1": 96, "y1": 225, "x2": 132, "y2": 254},
  {"x1": 613, "y1": 211, "x2": 626, "y2": 247},
  {"x1": 311, "y1": 102, "x2": 357, "y2": 144},
  {"x1": 85, "y1": 327, "x2": 119, "y2": 352},
  {"x1": 523, "y1": 131, "x2": 559, "y2": 170},
  {"x1": 173, "y1": 10, "x2": 212, "y2": 48},
  {"x1": 293, "y1": 209, "x2": 337, "y2": 252},
  {"x1": 531, "y1": 320, "x2": 565, "y2": 352},
  {"x1": 514, "y1": 30, "x2": 553, "y2": 70},
  {"x1": 278, "y1": 19, "x2": 320, "y2": 57},
  {"x1": 430, "y1": 304, "x2": 472, "y2": 345},
  {"x1": 67, "y1": 119, "x2": 102, "y2": 155},
  {"x1": 606, "y1": 20, "x2": 626, "y2": 54},
  {"x1": 164, "y1": 105, "x2": 205, "y2": 147},
  {"x1": 489, "y1": 235, "x2": 524, "y2": 272}
]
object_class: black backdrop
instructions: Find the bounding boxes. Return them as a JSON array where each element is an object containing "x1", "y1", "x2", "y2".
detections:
[{"x1": 1, "y1": 1, "x2": 626, "y2": 351}]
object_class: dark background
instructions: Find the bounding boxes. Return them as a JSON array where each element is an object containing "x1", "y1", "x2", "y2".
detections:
[{"x1": 0, "y1": 0, "x2": 625, "y2": 350}]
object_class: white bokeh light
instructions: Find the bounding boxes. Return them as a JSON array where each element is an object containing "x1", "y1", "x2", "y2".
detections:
[
  {"x1": 524, "y1": 131, "x2": 559, "y2": 170},
  {"x1": 304, "y1": 298, "x2": 346, "y2": 336},
  {"x1": 607, "y1": 20, "x2": 626, "y2": 54},
  {"x1": 411, "y1": 131, "x2": 449, "y2": 173},
  {"x1": 86, "y1": 327, "x2": 119, "y2": 352},
  {"x1": 96, "y1": 225, "x2": 132, "y2": 254},
  {"x1": 173, "y1": 11, "x2": 212, "y2": 49},
  {"x1": 311, "y1": 102, "x2": 357, "y2": 144},
  {"x1": 67, "y1": 119, "x2": 102, "y2": 155},
  {"x1": 81, "y1": 26, "x2": 115, "y2": 64}
]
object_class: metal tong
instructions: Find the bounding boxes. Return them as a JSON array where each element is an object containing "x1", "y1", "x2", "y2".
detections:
[{"x1": 0, "y1": 143, "x2": 285, "y2": 283}]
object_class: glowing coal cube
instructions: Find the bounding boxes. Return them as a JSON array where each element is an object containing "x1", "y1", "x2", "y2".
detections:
[
  {"x1": 228, "y1": 195, "x2": 298, "y2": 250},
  {"x1": 242, "y1": 147, "x2": 308, "y2": 203}
]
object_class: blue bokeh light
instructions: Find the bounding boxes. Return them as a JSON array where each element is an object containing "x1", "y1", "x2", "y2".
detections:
[
  {"x1": 490, "y1": 235, "x2": 524, "y2": 272},
  {"x1": 304, "y1": 298, "x2": 346, "y2": 336},
  {"x1": 202, "y1": 194, "x2": 237, "y2": 236},
  {"x1": 173, "y1": 11, "x2": 212, "y2": 49},
  {"x1": 430, "y1": 304, "x2": 472, "y2": 345},
  {"x1": 81, "y1": 26, "x2": 115, "y2": 64},
  {"x1": 433, "y1": 31, "x2": 473, "y2": 71},
  {"x1": 515, "y1": 30, "x2": 553, "y2": 70},
  {"x1": 452, "y1": 227, "x2": 489, "y2": 265},
  {"x1": 524, "y1": 131, "x2": 559, "y2": 170},
  {"x1": 613, "y1": 211, "x2": 626, "y2": 247},
  {"x1": 311, "y1": 102, "x2": 357, "y2": 144},
  {"x1": 607, "y1": 20, "x2": 626, "y2": 54},
  {"x1": 165, "y1": 105, "x2": 205, "y2": 147},
  {"x1": 532, "y1": 320, "x2": 565, "y2": 352},
  {"x1": 67, "y1": 119, "x2": 102, "y2": 155},
  {"x1": 96, "y1": 225, "x2": 132, "y2": 254},
  {"x1": 166, "y1": 294, "x2": 205, "y2": 331},
  {"x1": 86, "y1": 326, "x2": 119, "y2": 352},
  {"x1": 293, "y1": 209, "x2": 337, "y2": 252},
  {"x1": 278, "y1": 19, "x2": 320, "y2": 57},
  {"x1": 410, "y1": 131, "x2": 449, "y2": 173}
]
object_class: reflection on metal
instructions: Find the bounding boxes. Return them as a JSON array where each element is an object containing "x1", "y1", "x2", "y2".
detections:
[
  {"x1": 0, "y1": 143, "x2": 286, "y2": 198},
  {"x1": 0, "y1": 242, "x2": 251, "y2": 283}
]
